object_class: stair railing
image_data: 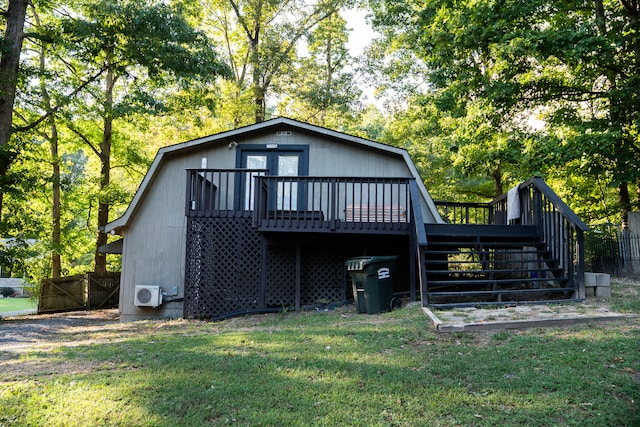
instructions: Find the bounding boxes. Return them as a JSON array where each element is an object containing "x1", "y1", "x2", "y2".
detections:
[
  {"x1": 489, "y1": 177, "x2": 590, "y2": 292},
  {"x1": 409, "y1": 180, "x2": 428, "y2": 303},
  {"x1": 433, "y1": 201, "x2": 490, "y2": 224}
]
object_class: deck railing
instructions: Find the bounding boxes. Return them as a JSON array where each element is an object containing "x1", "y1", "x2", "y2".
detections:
[
  {"x1": 185, "y1": 169, "x2": 268, "y2": 217},
  {"x1": 254, "y1": 176, "x2": 412, "y2": 233},
  {"x1": 186, "y1": 170, "x2": 413, "y2": 234},
  {"x1": 434, "y1": 201, "x2": 491, "y2": 224},
  {"x1": 499, "y1": 177, "x2": 590, "y2": 288}
]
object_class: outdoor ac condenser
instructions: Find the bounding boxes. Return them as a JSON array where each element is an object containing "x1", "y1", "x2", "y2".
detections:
[{"x1": 134, "y1": 285, "x2": 163, "y2": 307}]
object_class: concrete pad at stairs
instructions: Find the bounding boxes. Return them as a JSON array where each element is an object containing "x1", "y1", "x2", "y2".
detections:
[{"x1": 423, "y1": 304, "x2": 635, "y2": 332}]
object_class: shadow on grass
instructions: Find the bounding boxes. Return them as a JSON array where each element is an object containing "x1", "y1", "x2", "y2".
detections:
[{"x1": 1, "y1": 308, "x2": 639, "y2": 426}]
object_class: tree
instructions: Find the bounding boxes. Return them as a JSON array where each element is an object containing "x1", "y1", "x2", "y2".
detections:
[
  {"x1": 366, "y1": 0, "x2": 543, "y2": 198},
  {"x1": 0, "y1": 0, "x2": 29, "y2": 217},
  {"x1": 56, "y1": 0, "x2": 231, "y2": 272},
  {"x1": 276, "y1": 11, "x2": 362, "y2": 126},
  {"x1": 203, "y1": 0, "x2": 352, "y2": 125},
  {"x1": 367, "y1": 0, "x2": 640, "y2": 223}
]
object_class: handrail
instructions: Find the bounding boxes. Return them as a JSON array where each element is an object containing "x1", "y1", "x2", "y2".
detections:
[
  {"x1": 409, "y1": 181, "x2": 427, "y2": 246},
  {"x1": 496, "y1": 176, "x2": 588, "y2": 295},
  {"x1": 521, "y1": 177, "x2": 590, "y2": 232}
]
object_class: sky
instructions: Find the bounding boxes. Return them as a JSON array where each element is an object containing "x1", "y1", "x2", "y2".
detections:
[
  {"x1": 344, "y1": 8, "x2": 377, "y2": 57},
  {"x1": 343, "y1": 8, "x2": 381, "y2": 106}
]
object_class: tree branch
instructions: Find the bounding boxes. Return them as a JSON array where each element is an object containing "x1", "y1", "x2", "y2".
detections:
[
  {"x1": 12, "y1": 66, "x2": 108, "y2": 133},
  {"x1": 66, "y1": 122, "x2": 101, "y2": 158}
]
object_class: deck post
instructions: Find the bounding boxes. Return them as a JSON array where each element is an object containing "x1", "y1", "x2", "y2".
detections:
[
  {"x1": 576, "y1": 228, "x2": 586, "y2": 300},
  {"x1": 420, "y1": 250, "x2": 428, "y2": 307},
  {"x1": 533, "y1": 186, "x2": 544, "y2": 238},
  {"x1": 259, "y1": 239, "x2": 268, "y2": 309},
  {"x1": 409, "y1": 229, "x2": 417, "y2": 301},
  {"x1": 295, "y1": 246, "x2": 301, "y2": 312},
  {"x1": 329, "y1": 178, "x2": 337, "y2": 231}
]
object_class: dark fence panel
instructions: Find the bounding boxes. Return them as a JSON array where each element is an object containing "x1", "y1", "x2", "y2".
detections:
[
  {"x1": 38, "y1": 275, "x2": 86, "y2": 314},
  {"x1": 38, "y1": 272, "x2": 120, "y2": 314},
  {"x1": 585, "y1": 228, "x2": 640, "y2": 276},
  {"x1": 87, "y1": 272, "x2": 120, "y2": 309}
]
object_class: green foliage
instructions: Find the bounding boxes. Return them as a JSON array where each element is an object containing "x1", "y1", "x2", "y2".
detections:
[
  {"x1": 367, "y1": 0, "x2": 640, "y2": 220},
  {"x1": 0, "y1": 286, "x2": 14, "y2": 297},
  {"x1": 57, "y1": 0, "x2": 231, "y2": 115},
  {"x1": 2, "y1": 0, "x2": 235, "y2": 279},
  {"x1": 201, "y1": 0, "x2": 356, "y2": 124},
  {"x1": 276, "y1": 11, "x2": 362, "y2": 126}
]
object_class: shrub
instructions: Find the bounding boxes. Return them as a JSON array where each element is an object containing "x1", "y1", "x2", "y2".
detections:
[{"x1": 0, "y1": 286, "x2": 15, "y2": 298}]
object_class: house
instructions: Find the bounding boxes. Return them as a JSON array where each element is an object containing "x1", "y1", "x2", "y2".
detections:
[{"x1": 104, "y1": 117, "x2": 589, "y2": 321}]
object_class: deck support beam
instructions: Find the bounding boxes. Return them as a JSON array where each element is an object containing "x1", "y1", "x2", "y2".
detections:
[{"x1": 295, "y1": 246, "x2": 301, "y2": 312}]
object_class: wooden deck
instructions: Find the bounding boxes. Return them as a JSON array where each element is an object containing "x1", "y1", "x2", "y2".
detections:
[{"x1": 185, "y1": 171, "x2": 590, "y2": 310}]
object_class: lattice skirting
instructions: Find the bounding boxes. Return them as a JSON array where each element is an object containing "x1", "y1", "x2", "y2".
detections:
[
  {"x1": 184, "y1": 217, "x2": 262, "y2": 318},
  {"x1": 266, "y1": 247, "x2": 346, "y2": 307},
  {"x1": 184, "y1": 217, "x2": 347, "y2": 318}
]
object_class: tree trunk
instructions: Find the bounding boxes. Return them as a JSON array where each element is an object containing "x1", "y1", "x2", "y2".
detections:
[
  {"x1": 0, "y1": 0, "x2": 29, "y2": 218},
  {"x1": 254, "y1": 86, "x2": 265, "y2": 123},
  {"x1": 36, "y1": 16, "x2": 62, "y2": 278},
  {"x1": 619, "y1": 182, "x2": 631, "y2": 230},
  {"x1": 94, "y1": 65, "x2": 115, "y2": 273},
  {"x1": 251, "y1": 33, "x2": 264, "y2": 123},
  {"x1": 492, "y1": 169, "x2": 503, "y2": 197},
  {"x1": 50, "y1": 120, "x2": 61, "y2": 277}
]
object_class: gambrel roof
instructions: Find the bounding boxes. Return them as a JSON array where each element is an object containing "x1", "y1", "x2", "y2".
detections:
[{"x1": 104, "y1": 117, "x2": 442, "y2": 235}]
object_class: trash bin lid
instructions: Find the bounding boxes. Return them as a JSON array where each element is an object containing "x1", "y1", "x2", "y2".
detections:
[
  {"x1": 345, "y1": 257, "x2": 371, "y2": 271},
  {"x1": 345, "y1": 256, "x2": 398, "y2": 271}
]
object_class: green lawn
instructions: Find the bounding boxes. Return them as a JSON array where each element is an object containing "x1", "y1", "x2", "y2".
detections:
[
  {"x1": 1, "y1": 301, "x2": 639, "y2": 426},
  {"x1": 0, "y1": 297, "x2": 35, "y2": 314}
]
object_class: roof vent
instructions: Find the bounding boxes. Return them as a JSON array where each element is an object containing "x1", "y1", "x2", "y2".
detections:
[{"x1": 276, "y1": 131, "x2": 292, "y2": 136}]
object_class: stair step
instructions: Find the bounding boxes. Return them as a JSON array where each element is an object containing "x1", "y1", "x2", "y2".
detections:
[
  {"x1": 425, "y1": 259, "x2": 558, "y2": 267},
  {"x1": 426, "y1": 242, "x2": 546, "y2": 250},
  {"x1": 426, "y1": 268, "x2": 564, "y2": 276},
  {"x1": 424, "y1": 249, "x2": 545, "y2": 255},
  {"x1": 426, "y1": 224, "x2": 538, "y2": 240},
  {"x1": 426, "y1": 279, "x2": 568, "y2": 289},
  {"x1": 427, "y1": 287, "x2": 575, "y2": 297},
  {"x1": 428, "y1": 298, "x2": 582, "y2": 309}
]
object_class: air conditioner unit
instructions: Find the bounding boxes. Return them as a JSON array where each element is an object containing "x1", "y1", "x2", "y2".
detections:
[{"x1": 134, "y1": 285, "x2": 163, "y2": 307}]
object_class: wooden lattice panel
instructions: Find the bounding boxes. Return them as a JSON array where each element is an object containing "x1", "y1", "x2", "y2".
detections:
[
  {"x1": 184, "y1": 217, "x2": 262, "y2": 318},
  {"x1": 266, "y1": 247, "x2": 297, "y2": 307},
  {"x1": 265, "y1": 247, "x2": 346, "y2": 307},
  {"x1": 185, "y1": 217, "x2": 350, "y2": 318},
  {"x1": 302, "y1": 249, "x2": 346, "y2": 304}
]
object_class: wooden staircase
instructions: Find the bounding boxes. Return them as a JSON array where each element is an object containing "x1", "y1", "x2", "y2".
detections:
[
  {"x1": 407, "y1": 177, "x2": 589, "y2": 308},
  {"x1": 421, "y1": 223, "x2": 581, "y2": 307}
]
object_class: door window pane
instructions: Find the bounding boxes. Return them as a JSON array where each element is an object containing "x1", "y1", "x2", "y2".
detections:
[
  {"x1": 277, "y1": 155, "x2": 299, "y2": 210},
  {"x1": 245, "y1": 155, "x2": 267, "y2": 210}
]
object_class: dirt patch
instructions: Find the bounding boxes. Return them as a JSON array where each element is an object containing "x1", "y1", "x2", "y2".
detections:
[
  {"x1": 1, "y1": 309, "x2": 120, "y2": 353},
  {"x1": 2, "y1": 278, "x2": 640, "y2": 354}
]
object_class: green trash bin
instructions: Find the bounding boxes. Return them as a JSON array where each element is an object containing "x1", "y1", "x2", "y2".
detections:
[{"x1": 345, "y1": 256, "x2": 398, "y2": 314}]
